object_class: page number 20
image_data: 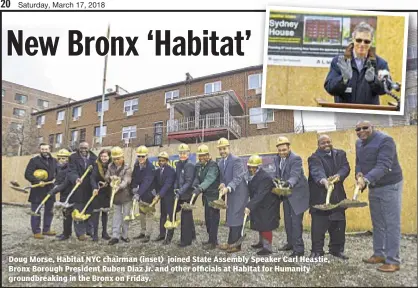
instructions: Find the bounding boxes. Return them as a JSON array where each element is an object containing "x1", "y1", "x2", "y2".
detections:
[{"x1": 1, "y1": 0, "x2": 10, "y2": 8}]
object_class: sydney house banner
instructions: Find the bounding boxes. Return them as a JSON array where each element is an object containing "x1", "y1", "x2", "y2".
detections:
[{"x1": 266, "y1": 11, "x2": 377, "y2": 67}]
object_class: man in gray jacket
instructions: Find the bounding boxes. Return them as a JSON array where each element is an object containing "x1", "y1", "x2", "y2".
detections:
[
  {"x1": 275, "y1": 136, "x2": 309, "y2": 258},
  {"x1": 217, "y1": 138, "x2": 249, "y2": 253}
]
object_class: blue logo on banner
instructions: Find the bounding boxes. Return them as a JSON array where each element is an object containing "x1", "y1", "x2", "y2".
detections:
[{"x1": 148, "y1": 153, "x2": 197, "y2": 169}]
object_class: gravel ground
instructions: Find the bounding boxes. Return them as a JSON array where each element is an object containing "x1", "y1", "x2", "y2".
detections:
[{"x1": 2, "y1": 204, "x2": 417, "y2": 287}]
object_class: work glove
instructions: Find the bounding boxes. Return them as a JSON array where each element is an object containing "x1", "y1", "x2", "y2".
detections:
[
  {"x1": 244, "y1": 207, "x2": 251, "y2": 216},
  {"x1": 365, "y1": 60, "x2": 375, "y2": 83},
  {"x1": 174, "y1": 189, "x2": 180, "y2": 199},
  {"x1": 132, "y1": 186, "x2": 139, "y2": 194},
  {"x1": 320, "y1": 178, "x2": 330, "y2": 190},
  {"x1": 133, "y1": 194, "x2": 140, "y2": 201},
  {"x1": 336, "y1": 56, "x2": 352, "y2": 83},
  {"x1": 192, "y1": 187, "x2": 201, "y2": 196},
  {"x1": 281, "y1": 181, "x2": 291, "y2": 188}
]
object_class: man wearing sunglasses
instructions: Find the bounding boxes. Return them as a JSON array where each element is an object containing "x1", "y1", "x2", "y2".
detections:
[
  {"x1": 355, "y1": 121, "x2": 403, "y2": 272},
  {"x1": 325, "y1": 22, "x2": 390, "y2": 105}
]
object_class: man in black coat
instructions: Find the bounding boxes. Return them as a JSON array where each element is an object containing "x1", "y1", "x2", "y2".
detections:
[
  {"x1": 131, "y1": 145, "x2": 156, "y2": 243},
  {"x1": 154, "y1": 152, "x2": 176, "y2": 245},
  {"x1": 324, "y1": 22, "x2": 390, "y2": 105},
  {"x1": 246, "y1": 154, "x2": 280, "y2": 256},
  {"x1": 175, "y1": 143, "x2": 197, "y2": 248},
  {"x1": 68, "y1": 142, "x2": 97, "y2": 241},
  {"x1": 308, "y1": 135, "x2": 351, "y2": 260},
  {"x1": 24, "y1": 143, "x2": 58, "y2": 239}
]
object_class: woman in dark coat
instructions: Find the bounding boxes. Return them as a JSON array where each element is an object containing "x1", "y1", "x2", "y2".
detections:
[
  {"x1": 246, "y1": 154, "x2": 280, "y2": 256},
  {"x1": 89, "y1": 149, "x2": 112, "y2": 241}
]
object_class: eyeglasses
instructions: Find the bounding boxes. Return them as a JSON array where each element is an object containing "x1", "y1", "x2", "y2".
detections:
[
  {"x1": 58, "y1": 157, "x2": 67, "y2": 160},
  {"x1": 137, "y1": 155, "x2": 146, "y2": 158},
  {"x1": 355, "y1": 126, "x2": 370, "y2": 132},
  {"x1": 355, "y1": 38, "x2": 371, "y2": 45}
]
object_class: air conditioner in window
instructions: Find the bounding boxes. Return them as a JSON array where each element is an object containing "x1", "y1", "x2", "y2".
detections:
[
  {"x1": 73, "y1": 117, "x2": 79, "y2": 121},
  {"x1": 97, "y1": 112, "x2": 103, "y2": 117},
  {"x1": 256, "y1": 123, "x2": 268, "y2": 129},
  {"x1": 37, "y1": 125, "x2": 42, "y2": 129},
  {"x1": 126, "y1": 110, "x2": 134, "y2": 116},
  {"x1": 55, "y1": 143, "x2": 61, "y2": 148},
  {"x1": 56, "y1": 120, "x2": 62, "y2": 125},
  {"x1": 255, "y1": 87, "x2": 262, "y2": 95},
  {"x1": 95, "y1": 138, "x2": 101, "y2": 144}
]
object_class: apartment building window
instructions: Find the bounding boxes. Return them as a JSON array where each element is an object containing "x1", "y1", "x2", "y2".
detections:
[
  {"x1": 407, "y1": 46, "x2": 417, "y2": 59},
  {"x1": 57, "y1": 110, "x2": 65, "y2": 122},
  {"x1": 49, "y1": 134, "x2": 54, "y2": 147},
  {"x1": 122, "y1": 126, "x2": 137, "y2": 140},
  {"x1": 248, "y1": 73, "x2": 262, "y2": 89},
  {"x1": 37, "y1": 99, "x2": 49, "y2": 109},
  {"x1": 249, "y1": 107, "x2": 274, "y2": 124},
  {"x1": 70, "y1": 130, "x2": 78, "y2": 145},
  {"x1": 2, "y1": 89, "x2": 5, "y2": 97},
  {"x1": 32, "y1": 109, "x2": 38, "y2": 113},
  {"x1": 56, "y1": 133, "x2": 63, "y2": 147},
  {"x1": 204, "y1": 81, "x2": 222, "y2": 94},
  {"x1": 80, "y1": 128, "x2": 86, "y2": 142},
  {"x1": 36, "y1": 115, "x2": 46, "y2": 125},
  {"x1": 10, "y1": 122, "x2": 23, "y2": 131},
  {"x1": 124, "y1": 99, "x2": 138, "y2": 112},
  {"x1": 15, "y1": 94, "x2": 27, "y2": 104},
  {"x1": 94, "y1": 126, "x2": 107, "y2": 137},
  {"x1": 72, "y1": 106, "x2": 82, "y2": 119},
  {"x1": 96, "y1": 100, "x2": 109, "y2": 112},
  {"x1": 164, "y1": 90, "x2": 179, "y2": 104},
  {"x1": 13, "y1": 108, "x2": 26, "y2": 118},
  {"x1": 154, "y1": 122, "x2": 163, "y2": 146},
  {"x1": 38, "y1": 137, "x2": 44, "y2": 144}
]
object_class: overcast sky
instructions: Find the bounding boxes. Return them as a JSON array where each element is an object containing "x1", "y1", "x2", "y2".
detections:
[{"x1": 2, "y1": 5, "x2": 416, "y2": 101}]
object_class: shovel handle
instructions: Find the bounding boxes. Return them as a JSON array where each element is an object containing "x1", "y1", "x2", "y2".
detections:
[
  {"x1": 172, "y1": 197, "x2": 178, "y2": 222},
  {"x1": 64, "y1": 165, "x2": 93, "y2": 204},
  {"x1": 241, "y1": 214, "x2": 248, "y2": 236},
  {"x1": 189, "y1": 193, "x2": 196, "y2": 205},
  {"x1": 35, "y1": 194, "x2": 51, "y2": 214},
  {"x1": 32, "y1": 180, "x2": 55, "y2": 189},
  {"x1": 325, "y1": 183, "x2": 334, "y2": 205},
  {"x1": 80, "y1": 193, "x2": 98, "y2": 215}
]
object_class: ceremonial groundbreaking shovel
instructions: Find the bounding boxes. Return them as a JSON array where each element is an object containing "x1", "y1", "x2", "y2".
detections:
[
  {"x1": 138, "y1": 196, "x2": 160, "y2": 214},
  {"x1": 164, "y1": 197, "x2": 180, "y2": 230},
  {"x1": 209, "y1": 188, "x2": 228, "y2": 210},
  {"x1": 124, "y1": 199, "x2": 138, "y2": 222},
  {"x1": 337, "y1": 184, "x2": 368, "y2": 209},
  {"x1": 72, "y1": 182, "x2": 106, "y2": 221},
  {"x1": 313, "y1": 176, "x2": 340, "y2": 211},
  {"x1": 27, "y1": 194, "x2": 52, "y2": 217},
  {"x1": 229, "y1": 213, "x2": 248, "y2": 248},
  {"x1": 271, "y1": 179, "x2": 292, "y2": 196},
  {"x1": 54, "y1": 165, "x2": 93, "y2": 210},
  {"x1": 180, "y1": 193, "x2": 197, "y2": 211},
  {"x1": 10, "y1": 180, "x2": 55, "y2": 194},
  {"x1": 101, "y1": 177, "x2": 121, "y2": 213}
]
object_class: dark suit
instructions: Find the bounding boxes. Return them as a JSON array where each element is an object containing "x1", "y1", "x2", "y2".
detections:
[
  {"x1": 308, "y1": 148, "x2": 350, "y2": 254},
  {"x1": 155, "y1": 164, "x2": 176, "y2": 241},
  {"x1": 68, "y1": 151, "x2": 97, "y2": 237},
  {"x1": 274, "y1": 151, "x2": 309, "y2": 254},
  {"x1": 24, "y1": 154, "x2": 57, "y2": 234},
  {"x1": 175, "y1": 159, "x2": 196, "y2": 245},
  {"x1": 131, "y1": 159, "x2": 156, "y2": 203}
]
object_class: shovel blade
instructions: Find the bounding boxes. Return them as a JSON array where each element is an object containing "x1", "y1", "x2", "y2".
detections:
[
  {"x1": 10, "y1": 181, "x2": 21, "y2": 187},
  {"x1": 180, "y1": 203, "x2": 196, "y2": 211},
  {"x1": 338, "y1": 200, "x2": 368, "y2": 208},
  {"x1": 229, "y1": 234, "x2": 246, "y2": 249},
  {"x1": 10, "y1": 186, "x2": 29, "y2": 193},
  {"x1": 313, "y1": 203, "x2": 340, "y2": 211},
  {"x1": 27, "y1": 211, "x2": 41, "y2": 217}
]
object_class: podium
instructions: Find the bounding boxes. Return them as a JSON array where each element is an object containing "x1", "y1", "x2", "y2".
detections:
[{"x1": 316, "y1": 98, "x2": 399, "y2": 111}]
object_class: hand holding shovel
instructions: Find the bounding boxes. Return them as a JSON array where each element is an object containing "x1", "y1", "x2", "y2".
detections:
[
  {"x1": 313, "y1": 176, "x2": 340, "y2": 211},
  {"x1": 271, "y1": 178, "x2": 292, "y2": 196},
  {"x1": 138, "y1": 195, "x2": 160, "y2": 214}
]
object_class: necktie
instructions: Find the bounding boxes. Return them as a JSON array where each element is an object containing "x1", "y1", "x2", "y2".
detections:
[
  {"x1": 223, "y1": 159, "x2": 227, "y2": 172},
  {"x1": 160, "y1": 167, "x2": 164, "y2": 177},
  {"x1": 280, "y1": 158, "x2": 285, "y2": 171}
]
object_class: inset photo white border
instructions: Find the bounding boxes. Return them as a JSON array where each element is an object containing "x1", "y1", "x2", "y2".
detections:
[{"x1": 261, "y1": 6, "x2": 410, "y2": 116}]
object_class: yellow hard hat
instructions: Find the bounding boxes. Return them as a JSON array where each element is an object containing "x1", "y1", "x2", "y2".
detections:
[
  {"x1": 276, "y1": 136, "x2": 290, "y2": 147},
  {"x1": 178, "y1": 143, "x2": 190, "y2": 152},
  {"x1": 34, "y1": 169, "x2": 48, "y2": 180},
  {"x1": 136, "y1": 145, "x2": 148, "y2": 156},
  {"x1": 158, "y1": 151, "x2": 169, "y2": 160},
  {"x1": 217, "y1": 137, "x2": 230, "y2": 148},
  {"x1": 111, "y1": 147, "x2": 124, "y2": 159},
  {"x1": 247, "y1": 154, "x2": 262, "y2": 167},
  {"x1": 57, "y1": 149, "x2": 71, "y2": 157},
  {"x1": 196, "y1": 144, "x2": 210, "y2": 156}
]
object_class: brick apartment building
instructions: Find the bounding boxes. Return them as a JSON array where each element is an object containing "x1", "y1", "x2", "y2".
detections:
[
  {"x1": 31, "y1": 66, "x2": 295, "y2": 152},
  {"x1": 305, "y1": 19, "x2": 341, "y2": 41},
  {"x1": 2, "y1": 80, "x2": 73, "y2": 155}
]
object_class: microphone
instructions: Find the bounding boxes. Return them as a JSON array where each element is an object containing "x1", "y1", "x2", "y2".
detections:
[{"x1": 378, "y1": 69, "x2": 401, "y2": 92}]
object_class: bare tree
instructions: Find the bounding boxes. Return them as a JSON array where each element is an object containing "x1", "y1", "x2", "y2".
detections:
[{"x1": 6, "y1": 115, "x2": 39, "y2": 156}]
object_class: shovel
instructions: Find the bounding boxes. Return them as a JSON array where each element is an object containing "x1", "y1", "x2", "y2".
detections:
[
  {"x1": 10, "y1": 180, "x2": 55, "y2": 194},
  {"x1": 101, "y1": 177, "x2": 121, "y2": 213},
  {"x1": 271, "y1": 179, "x2": 292, "y2": 196},
  {"x1": 72, "y1": 187, "x2": 102, "y2": 221},
  {"x1": 54, "y1": 165, "x2": 93, "y2": 210},
  {"x1": 180, "y1": 193, "x2": 197, "y2": 211},
  {"x1": 164, "y1": 197, "x2": 180, "y2": 230},
  {"x1": 124, "y1": 199, "x2": 138, "y2": 222},
  {"x1": 313, "y1": 176, "x2": 340, "y2": 211},
  {"x1": 209, "y1": 188, "x2": 228, "y2": 210},
  {"x1": 27, "y1": 194, "x2": 52, "y2": 217},
  {"x1": 337, "y1": 184, "x2": 368, "y2": 208},
  {"x1": 229, "y1": 213, "x2": 248, "y2": 248},
  {"x1": 138, "y1": 196, "x2": 160, "y2": 214}
]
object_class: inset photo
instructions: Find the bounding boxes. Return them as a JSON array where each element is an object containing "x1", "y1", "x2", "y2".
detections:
[{"x1": 262, "y1": 6, "x2": 409, "y2": 115}]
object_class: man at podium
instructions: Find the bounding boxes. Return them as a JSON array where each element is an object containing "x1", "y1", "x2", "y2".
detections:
[{"x1": 324, "y1": 22, "x2": 390, "y2": 105}]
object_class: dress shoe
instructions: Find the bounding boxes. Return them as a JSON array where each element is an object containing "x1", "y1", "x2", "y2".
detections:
[
  {"x1": 217, "y1": 243, "x2": 230, "y2": 250},
  {"x1": 203, "y1": 243, "x2": 217, "y2": 250},
  {"x1": 377, "y1": 264, "x2": 400, "y2": 272},
  {"x1": 92, "y1": 235, "x2": 99, "y2": 242},
  {"x1": 121, "y1": 237, "x2": 130, "y2": 243},
  {"x1": 251, "y1": 243, "x2": 263, "y2": 249},
  {"x1": 362, "y1": 255, "x2": 386, "y2": 264},
  {"x1": 78, "y1": 235, "x2": 87, "y2": 241},
  {"x1": 163, "y1": 239, "x2": 171, "y2": 245},
  {"x1": 56, "y1": 234, "x2": 70, "y2": 241},
  {"x1": 108, "y1": 238, "x2": 119, "y2": 245},
  {"x1": 42, "y1": 230, "x2": 57, "y2": 236},
  {"x1": 178, "y1": 242, "x2": 191, "y2": 248},
  {"x1": 133, "y1": 233, "x2": 146, "y2": 240},
  {"x1": 153, "y1": 235, "x2": 165, "y2": 242},
  {"x1": 140, "y1": 236, "x2": 150, "y2": 243},
  {"x1": 289, "y1": 251, "x2": 304, "y2": 258},
  {"x1": 102, "y1": 232, "x2": 111, "y2": 240},
  {"x1": 257, "y1": 248, "x2": 272, "y2": 256},
  {"x1": 33, "y1": 233, "x2": 44, "y2": 240},
  {"x1": 278, "y1": 244, "x2": 293, "y2": 251},
  {"x1": 226, "y1": 246, "x2": 241, "y2": 253},
  {"x1": 309, "y1": 252, "x2": 324, "y2": 259},
  {"x1": 330, "y1": 252, "x2": 349, "y2": 260}
]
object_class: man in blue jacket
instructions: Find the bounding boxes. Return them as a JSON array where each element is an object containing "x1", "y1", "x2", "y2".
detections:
[
  {"x1": 324, "y1": 22, "x2": 390, "y2": 105},
  {"x1": 132, "y1": 145, "x2": 156, "y2": 243},
  {"x1": 355, "y1": 121, "x2": 403, "y2": 273}
]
